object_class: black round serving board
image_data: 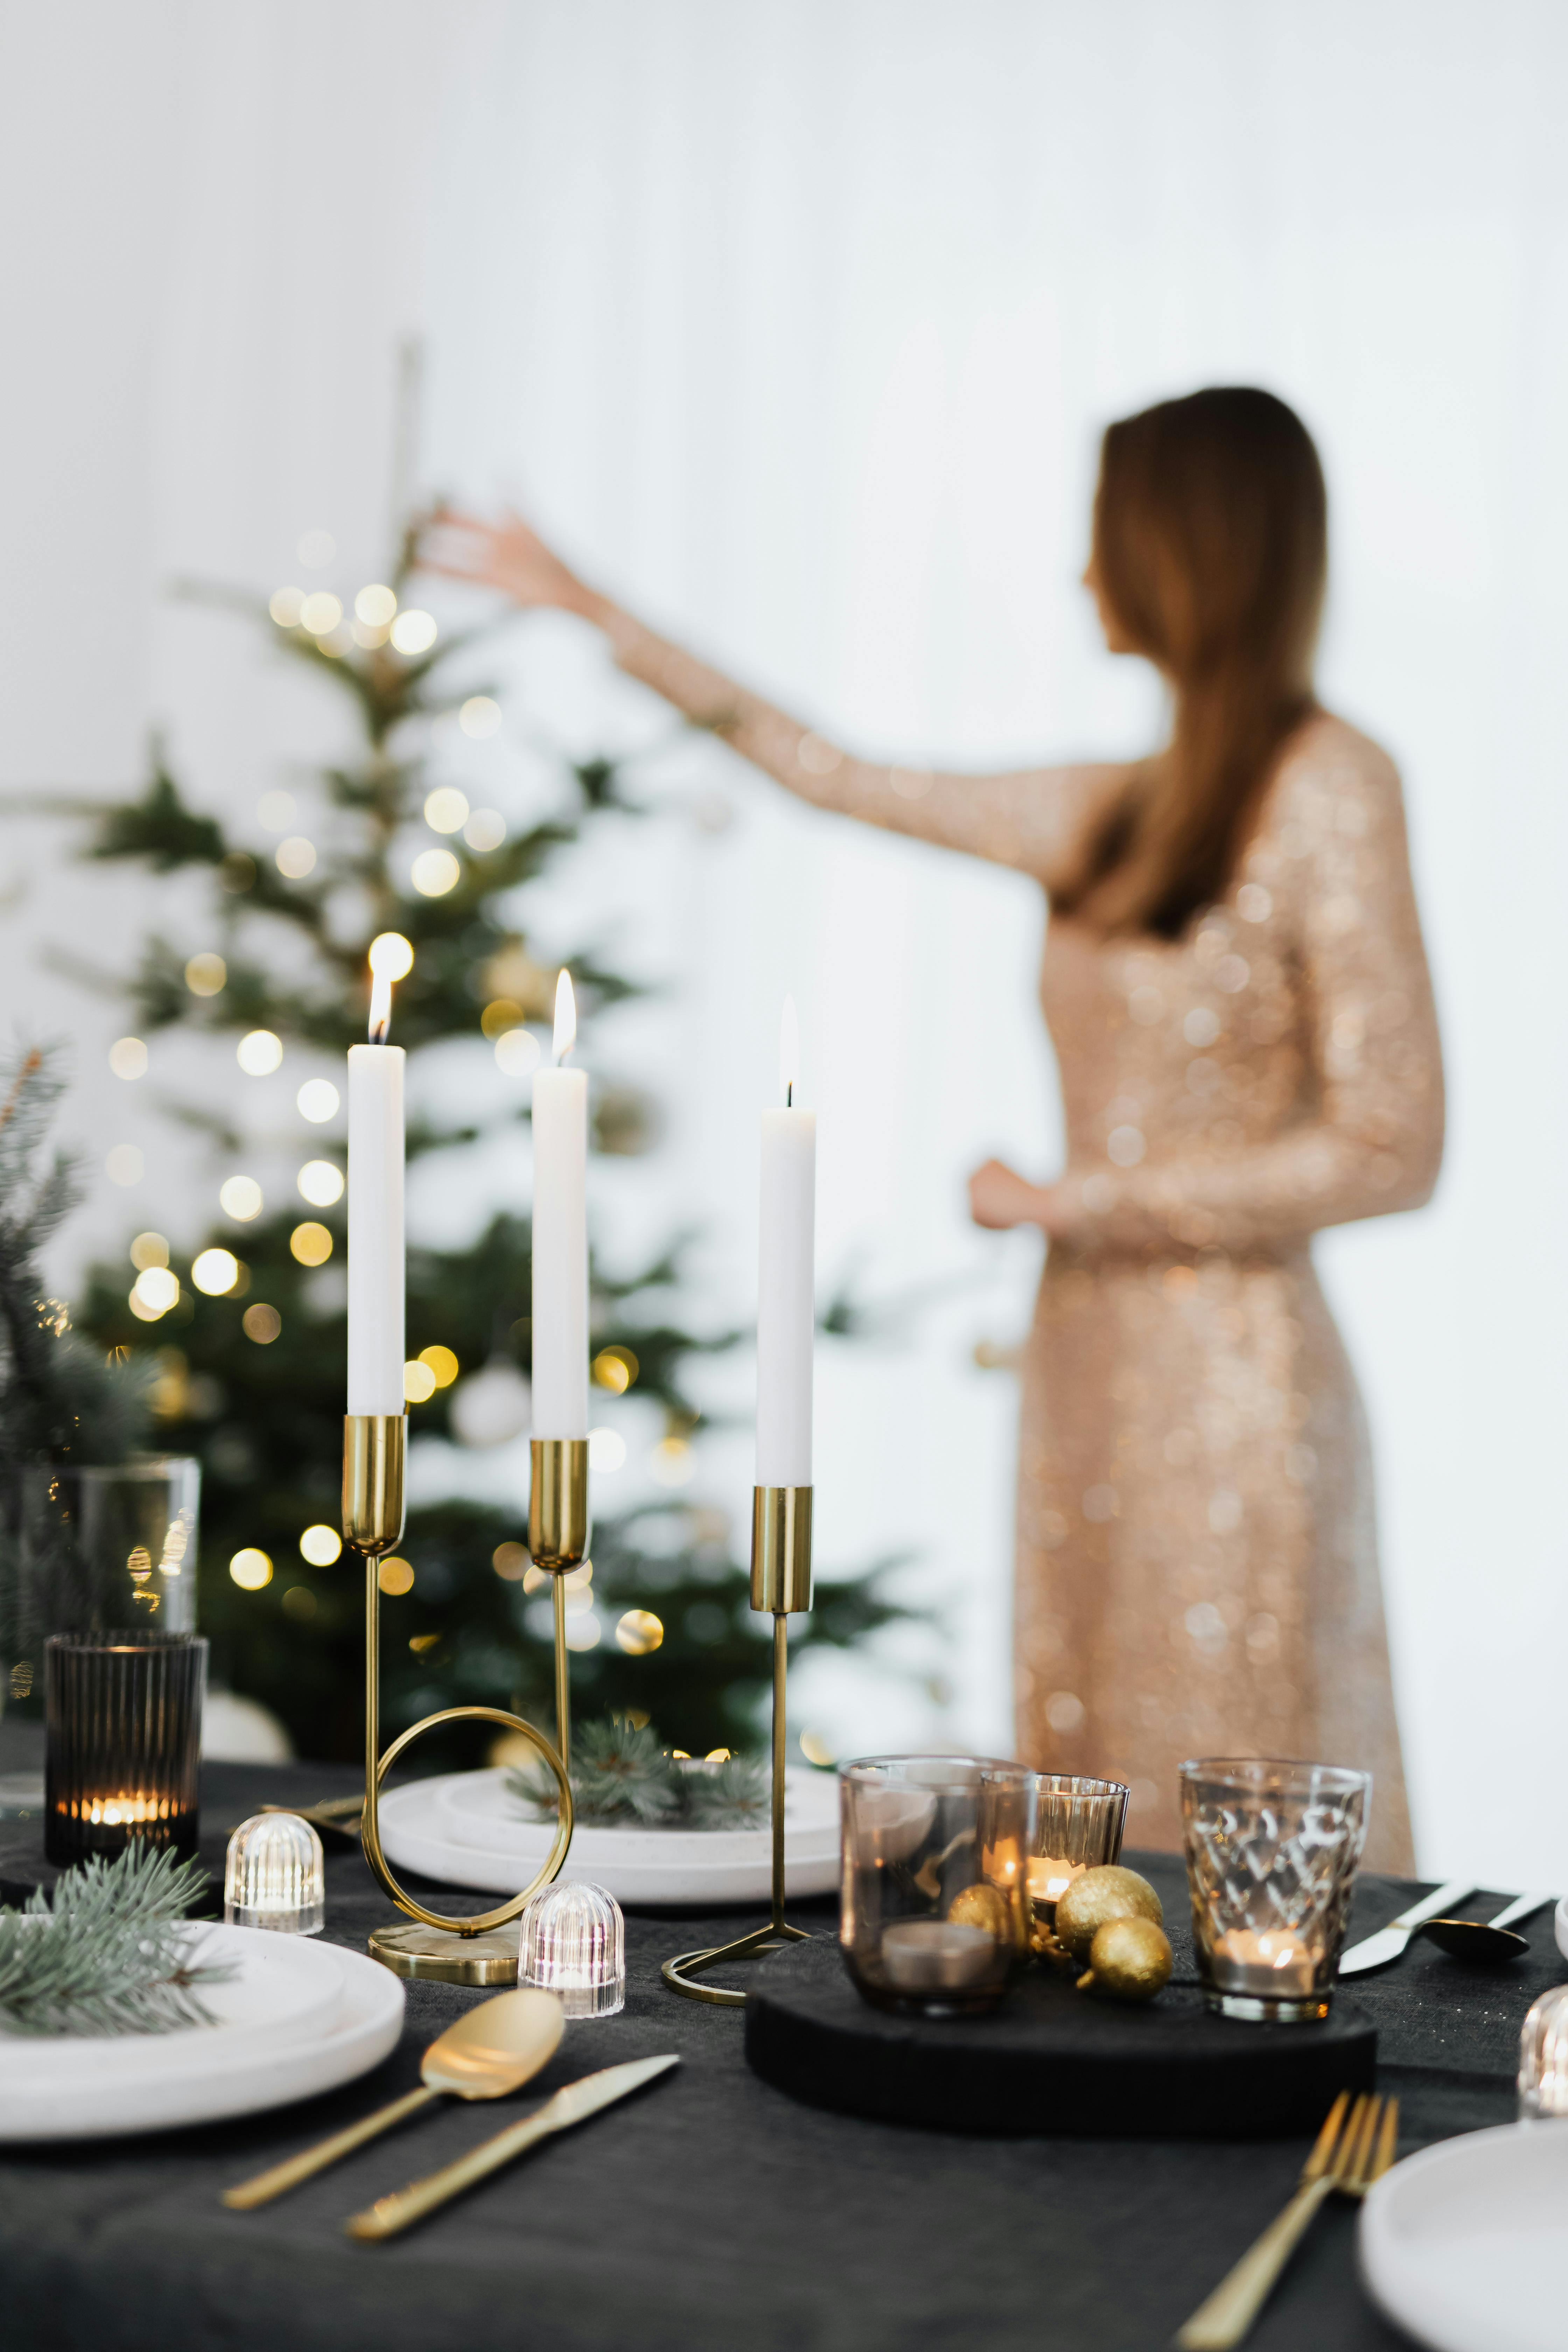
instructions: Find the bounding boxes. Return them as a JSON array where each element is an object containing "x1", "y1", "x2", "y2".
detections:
[{"x1": 744, "y1": 1937, "x2": 1376, "y2": 2139}]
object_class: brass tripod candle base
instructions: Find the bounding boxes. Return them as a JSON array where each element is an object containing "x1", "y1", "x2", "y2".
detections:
[
  {"x1": 662, "y1": 1485, "x2": 815, "y2": 2005},
  {"x1": 346, "y1": 1415, "x2": 574, "y2": 1983}
]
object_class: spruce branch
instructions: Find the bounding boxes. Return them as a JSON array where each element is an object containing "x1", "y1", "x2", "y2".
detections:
[{"x1": 0, "y1": 1846, "x2": 231, "y2": 2038}]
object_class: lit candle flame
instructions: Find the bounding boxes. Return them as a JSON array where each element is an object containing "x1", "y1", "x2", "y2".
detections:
[
  {"x1": 368, "y1": 967, "x2": 393, "y2": 1044},
  {"x1": 779, "y1": 995, "x2": 799, "y2": 1108},
  {"x1": 553, "y1": 969, "x2": 577, "y2": 1065}
]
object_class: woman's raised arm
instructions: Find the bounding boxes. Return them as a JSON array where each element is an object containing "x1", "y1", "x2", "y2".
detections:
[{"x1": 421, "y1": 509, "x2": 1123, "y2": 893}]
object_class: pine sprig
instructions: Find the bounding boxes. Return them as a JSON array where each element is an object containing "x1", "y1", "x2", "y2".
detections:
[
  {"x1": 506, "y1": 1716, "x2": 771, "y2": 1830},
  {"x1": 0, "y1": 1846, "x2": 232, "y2": 2038}
]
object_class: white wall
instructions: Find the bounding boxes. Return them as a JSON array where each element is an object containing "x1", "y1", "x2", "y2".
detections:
[{"x1": 3, "y1": 1, "x2": 1564, "y2": 1882}]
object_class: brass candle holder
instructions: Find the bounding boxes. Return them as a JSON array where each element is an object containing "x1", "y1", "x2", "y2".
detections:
[
  {"x1": 346, "y1": 1414, "x2": 574, "y2": 1984},
  {"x1": 662, "y1": 1484, "x2": 815, "y2": 2004},
  {"x1": 527, "y1": 1436, "x2": 590, "y2": 1767}
]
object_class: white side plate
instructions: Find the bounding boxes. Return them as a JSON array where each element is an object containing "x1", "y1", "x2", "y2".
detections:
[
  {"x1": 1359, "y1": 2119, "x2": 1568, "y2": 2352},
  {"x1": 0, "y1": 1933, "x2": 404, "y2": 2141},
  {"x1": 378, "y1": 1767, "x2": 840, "y2": 1904}
]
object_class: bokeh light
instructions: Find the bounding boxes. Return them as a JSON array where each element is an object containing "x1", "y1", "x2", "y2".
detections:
[
  {"x1": 403, "y1": 1360, "x2": 437, "y2": 1403},
  {"x1": 243, "y1": 1303, "x2": 282, "y2": 1344},
  {"x1": 297, "y1": 1159, "x2": 344, "y2": 1207},
  {"x1": 289, "y1": 1222, "x2": 333, "y2": 1266},
  {"x1": 299, "y1": 591, "x2": 342, "y2": 636},
  {"x1": 130, "y1": 1266, "x2": 179, "y2": 1317},
  {"x1": 282, "y1": 1586, "x2": 318, "y2": 1622},
  {"x1": 411, "y1": 848, "x2": 460, "y2": 896},
  {"x1": 191, "y1": 1248, "x2": 240, "y2": 1296},
  {"x1": 799, "y1": 1729, "x2": 837, "y2": 1766},
  {"x1": 378, "y1": 1556, "x2": 414, "y2": 1595},
  {"x1": 296, "y1": 1078, "x2": 339, "y2": 1122},
  {"x1": 563, "y1": 1614, "x2": 602, "y2": 1652},
  {"x1": 650, "y1": 1436, "x2": 695, "y2": 1487},
  {"x1": 459, "y1": 695, "x2": 502, "y2": 739},
  {"x1": 492, "y1": 1543, "x2": 529, "y2": 1581},
  {"x1": 481, "y1": 998, "x2": 522, "y2": 1039},
  {"x1": 424, "y1": 786, "x2": 469, "y2": 834},
  {"x1": 219, "y1": 1175, "x2": 264, "y2": 1220},
  {"x1": 129, "y1": 1231, "x2": 168, "y2": 1270},
  {"x1": 615, "y1": 1609, "x2": 664, "y2": 1656},
  {"x1": 588, "y1": 1428, "x2": 627, "y2": 1472},
  {"x1": 354, "y1": 583, "x2": 397, "y2": 626},
  {"x1": 368, "y1": 931, "x2": 414, "y2": 980},
  {"x1": 106, "y1": 1145, "x2": 144, "y2": 1187},
  {"x1": 495, "y1": 1029, "x2": 541, "y2": 1077},
  {"x1": 275, "y1": 836, "x2": 317, "y2": 878},
  {"x1": 299, "y1": 1524, "x2": 343, "y2": 1566},
  {"x1": 390, "y1": 609, "x2": 438, "y2": 656},
  {"x1": 230, "y1": 1548, "x2": 273, "y2": 1590},
  {"x1": 463, "y1": 808, "x2": 507, "y2": 852},
  {"x1": 185, "y1": 952, "x2": 226, "y2": 996},
  {"x1": 108, "y1": 1036, "x2": 147, "y2": 1080},
  {"x1": 592, "y1": 1346, "x2": 638, "y2": 1393},
  {"x1": 268, "y1": 586, "x2": 305, "y2": 627},
  {"x1": 236, "y1": 1030, "x2": 283, "y2": 1076},
  {"x1": 418, "y1": 1344, "x2": 460, "y2": 1388}
]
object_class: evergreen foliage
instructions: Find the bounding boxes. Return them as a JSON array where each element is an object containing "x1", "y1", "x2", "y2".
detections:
[
  {"x1": 0, "y1": 1846, "x2": 227, "y2": 2037},
  {"x1": 506, "y1": 1713, "x2": 770, "y2": 1829},
  {"x1": 51, "y1": 547, "x2": 908, "y2": 1763}
]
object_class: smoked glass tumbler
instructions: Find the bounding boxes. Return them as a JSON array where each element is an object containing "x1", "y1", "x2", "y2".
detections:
[
  {"x1": 839, "y1": 1756, "x2": 1033, "y2": 2017},
  {"x1": 1180, "y1": 1757, "x2": 1370, "y2": 2022},
  {"x1": 45, "y1": 1630, "x2": 207, "y2": 1866}
]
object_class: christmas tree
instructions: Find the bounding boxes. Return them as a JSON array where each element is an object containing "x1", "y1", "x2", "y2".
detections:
[{"x1": 42, "y1": 537, "x2": 903, "y2": 1765}]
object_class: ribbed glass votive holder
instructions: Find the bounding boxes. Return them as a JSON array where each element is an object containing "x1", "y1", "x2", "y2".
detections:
[
  {"x1": 519, "y1": 1880, "x2": 626, "y2": 2018},
  {"x1": 44, "y1": 1630, "x2": 207, "y2": 1865},
  {"x1": 1028, "y1": 1772, "x2": 1130, "y2": 1919}
]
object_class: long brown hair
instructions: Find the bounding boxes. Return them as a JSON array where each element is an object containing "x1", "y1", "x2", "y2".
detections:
[{"x1": 1058, "y1": 386, "x2": 1327, "y2": 938}]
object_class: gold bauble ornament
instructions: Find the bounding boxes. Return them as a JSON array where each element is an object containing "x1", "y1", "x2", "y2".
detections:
[
  {"x1": 1053, "y1": 1865, "x2": 1163, "y2": 1960},
  {"x1": 1075, "y1": 1915, "x2": 1173, "y2": 2002},
  {"x1": 947, "y1": 1882, "x2": 1010, "y2": 1941}
]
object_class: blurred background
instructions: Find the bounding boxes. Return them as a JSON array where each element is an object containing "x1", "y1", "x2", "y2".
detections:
[{"x1": 1, "y1": 1, "x2": 1564, "y2": 1882}]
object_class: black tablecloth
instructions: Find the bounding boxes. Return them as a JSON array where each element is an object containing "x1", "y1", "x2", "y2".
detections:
[{"x1": 0, "y1": 1732, "x2": 1555, "y2": 2352}]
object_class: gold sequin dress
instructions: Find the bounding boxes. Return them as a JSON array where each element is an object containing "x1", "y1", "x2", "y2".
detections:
[{"x1": 611, "y1": 617, "x2": 1442, "y2": 1870}]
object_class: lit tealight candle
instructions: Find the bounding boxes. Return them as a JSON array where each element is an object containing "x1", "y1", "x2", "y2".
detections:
[
  {"x1": 1028, "y1": 1856, "x2": 1086, "y2": 1907},
  {"x1": 1210, "y1": 1927, "x2": 1320, "y2": 1997},
  {"x1": 881, "y1": 1919, "x2": 996, "y2": 1993}
]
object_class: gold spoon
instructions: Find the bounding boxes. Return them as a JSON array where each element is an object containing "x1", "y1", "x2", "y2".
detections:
[
  {"x1": 221, "y1": 1987, "x2": 564, "y2": 2210},
  {"x1": 1415, "y1": 1891, "x2": 1554, "y2": 1963}
]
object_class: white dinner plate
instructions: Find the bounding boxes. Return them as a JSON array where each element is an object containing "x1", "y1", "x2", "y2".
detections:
[
  {"x1": 1358, "y1": 2120, "x2": 1568, "y2": 2352},
  {"x1": 0, "y1": 1930, "x2": 405, "y2": 2141},
  {"x1": 378, "y1": 1766, "x2": 840, "y2": 1904}
]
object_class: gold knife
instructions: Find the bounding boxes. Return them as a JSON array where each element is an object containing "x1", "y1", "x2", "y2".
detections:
[{"x1": 344, "y1": 2054, "x2": 680, "y2": 2241}]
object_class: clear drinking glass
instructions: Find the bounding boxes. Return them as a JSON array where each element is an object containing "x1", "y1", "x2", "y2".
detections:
[
  {"x1": 5, "y1": 1460, "x2": 201, "y2": 1699},
  {"x1": 1519, "y1": 1986, "x2": 1568, "y2": 2119},
  {"x1": 839, "y1": 1756, "x2": 1033, "y2": 2017},
  {"x1": 44, "y1": 1630, "x2": 208, "y2": 1866},
  {"x1": 1028, "y1": 1773, "x2": 1129, "y2": 1920},
  {"x1": 1181, "y1": 1757, "x2": 1370, "y2": 2022}
]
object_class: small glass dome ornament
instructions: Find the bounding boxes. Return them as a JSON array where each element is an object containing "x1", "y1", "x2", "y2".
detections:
[
  {"x1": 224, "y1": 1811, "x2": 326, "y2": 1935},
  {"x1": 1519, "y1": 1984, "x2": 1568, "y2": 2118},
  {"x1": 519, "y1": 1879, "x2": 625, "y2": 2018}
]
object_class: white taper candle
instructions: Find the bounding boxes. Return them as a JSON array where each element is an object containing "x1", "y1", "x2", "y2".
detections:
[
  {"x1": 756, "y1": 996, "x2": 816, "y2": 1486},
  {"x1": 531, "y1": 971, "x2": 589, "y2": 1439},
  {"x1": 347, "y1": 962, "x2": 405, "y2": 1414}
]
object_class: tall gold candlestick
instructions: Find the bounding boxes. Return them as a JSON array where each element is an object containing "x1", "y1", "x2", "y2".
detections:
[
  {"x1": 528, "y1": 1437, "x2": 589, "y2": 1768},
  {"x1": 662, "y1": 1485, "x2": 815, "y2": 2003},
  {"x1": 346, "y1": 1415, "x2": 575, "y2": 1984}
]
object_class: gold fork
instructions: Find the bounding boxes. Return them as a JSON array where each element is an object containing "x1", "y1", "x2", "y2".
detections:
[{"x1": 1173, "y1": 2090, "x2": 1399, "y2": 2348}]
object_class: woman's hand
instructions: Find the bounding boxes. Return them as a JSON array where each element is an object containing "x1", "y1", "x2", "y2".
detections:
[
  {"x1": 418, "y1": 506, "x2": 607, "y2": 622},
  {"x1": 968, "y1": 1158, "x2": 1077, "y2": 1238}
]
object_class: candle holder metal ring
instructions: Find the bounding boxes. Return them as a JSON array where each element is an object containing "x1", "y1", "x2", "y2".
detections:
[{"x1": 346, "y1": 1414, "x2": 575, "y2": 1984}]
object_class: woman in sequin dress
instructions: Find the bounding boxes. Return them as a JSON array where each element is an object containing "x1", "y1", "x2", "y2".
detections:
[{"x1": 428, "y1": 387, "x2": 1442, "y2": 1870}]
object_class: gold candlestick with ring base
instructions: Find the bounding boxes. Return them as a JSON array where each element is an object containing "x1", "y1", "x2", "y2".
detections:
[
  {"x1": 347, "y1": 1414, "x2": 574, "y2": 1985},
  {"x1": 527, "y1": 1436, "x2": 590, "y2": 1770},
  {"x1": 662, "y1": 1485, "x2": 815, "y2": 2004}
]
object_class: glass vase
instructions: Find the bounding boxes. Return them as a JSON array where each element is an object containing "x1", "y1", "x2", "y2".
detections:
[{"x1": 3, "y1": 1458, "x2": 200, "y2": 1714}]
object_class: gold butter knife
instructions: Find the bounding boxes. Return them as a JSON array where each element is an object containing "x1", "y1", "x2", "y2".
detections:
[{"x1": 344, "y1": 2054, "x2": 680, "y2": 2241}]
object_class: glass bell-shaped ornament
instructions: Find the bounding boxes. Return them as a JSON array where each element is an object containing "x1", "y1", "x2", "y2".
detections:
[
  {"x1": 224, "y1": 1811, "x2": 326, "y2": 1934},
  {"x1": 519, "y1": 1879, "x2": 625, "y2": 2018}
]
